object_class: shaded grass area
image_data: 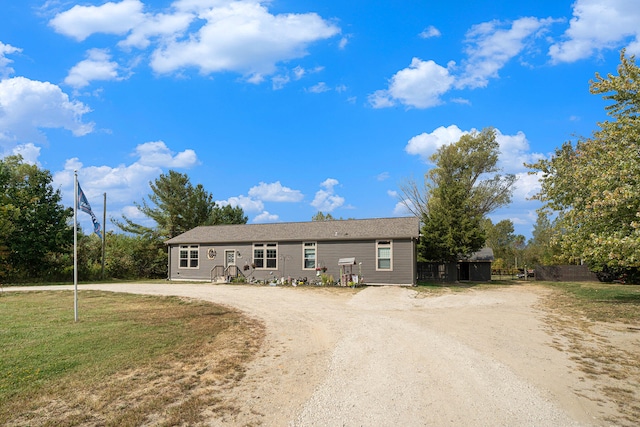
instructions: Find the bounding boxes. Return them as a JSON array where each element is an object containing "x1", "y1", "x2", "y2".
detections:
[{"x1": 0, "y1": 291, "x2": 265, "y2": 426}]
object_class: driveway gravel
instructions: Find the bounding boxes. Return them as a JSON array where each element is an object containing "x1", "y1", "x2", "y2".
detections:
[{"x1": 9, "y1": 283, "x2": 630, "y2": 426}]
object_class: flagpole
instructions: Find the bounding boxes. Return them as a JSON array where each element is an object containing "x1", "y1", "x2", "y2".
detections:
[
  {"x1": 73, "y1": 171, "x2": 78, "y2": 322},
  {"x1": 101, "y1": 192, "x2": 106, "y2": 280}
]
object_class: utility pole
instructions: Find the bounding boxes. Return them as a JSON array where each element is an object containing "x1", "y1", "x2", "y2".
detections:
[{"x1": 101, "y1": 192, "x2": 106, "y2": 280}]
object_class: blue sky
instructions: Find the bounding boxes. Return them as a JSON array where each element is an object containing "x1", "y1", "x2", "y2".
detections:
[{"x1": 1, "y1": 0, "x2": 639, "y2": 238}]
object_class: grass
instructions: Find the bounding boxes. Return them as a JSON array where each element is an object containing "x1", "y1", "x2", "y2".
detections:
[
  {"x1": 0, "y1": 290, "x2": 264, "y2": 426},
  {"x1": 537, "y1": 281, "x2": 640, "y2": 323},
  {"x1": 535, "y1": 281, "x2": 640, "y2": 425},
  {"x1": 3, "y1": 281, "x2": 639, "y2": 425}
]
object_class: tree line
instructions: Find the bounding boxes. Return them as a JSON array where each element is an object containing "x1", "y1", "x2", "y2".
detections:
[
  {"x1": 0, "y1": 166, "x2": 246, "y2": 283},
  {"x1": 2, "y1": 51, "x2": 638, "y2": 283},
  {"x1": 403, "y1": 50, "x2": 639, "y2": 282}
]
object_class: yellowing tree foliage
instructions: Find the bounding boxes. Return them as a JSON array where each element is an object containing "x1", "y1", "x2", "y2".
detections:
[{"x1": 528, "y1": 50, "x2": 640, "y2": 281}]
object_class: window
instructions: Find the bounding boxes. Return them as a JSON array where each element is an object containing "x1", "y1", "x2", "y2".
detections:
[
  {"x1": 253, "y1": 245, "x2": 264, "y2": 268},
  {"x1": 179, "y1": 245, "x2": 199, "y2": 268},
  {"x1": 253, "y1": 243, "x2": 278, "y2": 269},
  {"x1": 376, "y1": 240, "x2": 392, "y2": 270},
  {"x1": 303, "y1": 242, "x2": 317, "y2": 269}
]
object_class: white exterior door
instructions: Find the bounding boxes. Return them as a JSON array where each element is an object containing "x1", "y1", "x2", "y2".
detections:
[{"x1": 225, "y1": 250, "x2": 236, "y2": 269}]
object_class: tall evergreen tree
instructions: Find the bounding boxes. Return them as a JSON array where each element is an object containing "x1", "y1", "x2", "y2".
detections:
[{"x1": 114, "y1": 170, "x2": 247, "y2": 240}]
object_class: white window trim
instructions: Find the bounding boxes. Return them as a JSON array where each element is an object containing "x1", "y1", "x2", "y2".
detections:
[
  {"x1": 179, "y1": 244, "x2": 200, "y2": 269},
  {"x1": 253, "y1": 242, "x2": 278, "y2": 270},
  {"x1": 376, "y1": 240, "x2": 393, "y2": 271},
  {"x1": 302, "y1": 242, "x2": 317, "y2": 270}
]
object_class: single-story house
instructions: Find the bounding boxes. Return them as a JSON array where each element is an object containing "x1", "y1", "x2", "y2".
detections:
[{"x1": 164, "y1": 216, "x2": 420, "y2": 286}]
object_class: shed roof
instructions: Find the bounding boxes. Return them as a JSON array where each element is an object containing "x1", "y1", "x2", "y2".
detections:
[
  {"x1": 165, "y1": 216, "x2": 420, "y2": 245},
  {"x1": 461, "y1": 247, "x2": 495, "y2": 262}
]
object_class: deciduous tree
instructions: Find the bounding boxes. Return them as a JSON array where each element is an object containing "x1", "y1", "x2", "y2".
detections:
[
  {"x1": 525, "y1": 211, "x2": 559, "y2": 266},
  {"x1": 0, "y1": 155, "x2": 73, "y2": 280},
  {"x1": 483, "y1": 219, "x2": 525, "y2": 269},
  {"x1": 528, "y1": 50, "x2": 640, "y2": 280},
  {"x1": 415, "y1": 128, "x2": 516, "y2": 262}
]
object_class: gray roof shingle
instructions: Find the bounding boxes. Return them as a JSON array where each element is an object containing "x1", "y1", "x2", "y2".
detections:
[{"x1": 165, "y1": 216, "x2": 420, "y2": 245}]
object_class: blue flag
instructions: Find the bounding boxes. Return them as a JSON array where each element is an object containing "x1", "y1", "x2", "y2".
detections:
[{"x1": 77, "y1": 182, "x2": 102, "y2": 239}]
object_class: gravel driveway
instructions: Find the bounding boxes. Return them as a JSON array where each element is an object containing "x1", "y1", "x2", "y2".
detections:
[{"x1": 11, "y1": 283, "x2": 624, "y2": 426}]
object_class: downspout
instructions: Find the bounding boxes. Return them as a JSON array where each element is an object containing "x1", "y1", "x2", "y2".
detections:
[
  {"x1": 413, "y1": 236, "x2": 417, "y2": 286},
  {"x1": 167, "y1": 244, "x2": 171, "y2": 281}
]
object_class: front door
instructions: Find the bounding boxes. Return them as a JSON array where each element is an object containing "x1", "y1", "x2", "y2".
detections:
[
  {"x1": 225, "y1": 250, "x2": 236, "y2": 269},
  {"x1": 225, "y1": 250, "x2": 237, "y2": 279}
]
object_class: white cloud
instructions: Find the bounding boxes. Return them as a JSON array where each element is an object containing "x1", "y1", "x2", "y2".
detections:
[
  {"x1": 49, "y1": 1, "x2": 340, "y2": 84},
  {"x1": 52, "y1": 141, "x2": 201, "y2": 233},
  {"x1": 220, "y1": 195, "x2": 264, "y2": 213},
  {"x1": 405, "y1": 125, "x2": 545, "y2": 174},
  {"x1": 311, "y1": 178, "x2": 345, "y2": 212},
  {"x1": 248, "y1": 181, "x2": 304, "y2": 202},
  {"x1": 134, "y1": 141, "x2": 199, "y2": 168},
  {"x1": 53, "y1": 157, "x2": 157, "y2": 212},
  {"x1": 49, "y1": 0, "x2": 145, "y2": 41},
  {"x1": 393, "y1": 200, "x2": 413, "y2": 216},
  {"x1": 172, "y1": 0, "x2": 229, "y2": 14},
  {"x1": 368, "y1": 58, "x2": 455, "y2": 109},
  {"x1": 119, "y1": 11, "x2": 193, "y2": 50},
  {"x1": 0, "y1": 42, "x2": 22, "y2": 78},
  {"x1": 456, "y1": 17, "x2": 557, "y2": 89},
  {"x1": 494, "y1": 129, "x2": 546, "y2": 174},
  {"x1": 70, "y1": 141, "x2": 194, "y2": 196},
  {"x1": 451, "y1": 97, "x2": 472, "y2": 105},
  {"x1": 64, "y1": 49, "x2": 123, "y2": 88},
  {"x1": 271, "y1": 65, "x2": 323, "y2": 89},
  {"x1": 368, "y1": 90, "x2": 395, "y2": 109},
  {"x1": 11, "y1": 143, "x2": 41, "y2": 165},
  {"x1": 49, "y1": 0, "x2": 146, "y2": 41},
  {"x1": 0, "y1": 77, "x2": 94, "y2": 148},
  {"x1": 405, "y1": 125, "x2": 469, "y2": 162},
  {"x1": 370, "y1": 17, "x2": 559, "y2": 109},
  {"x1": 419, "y1": 26, "x2": 441, "y2": 39},
  {"x1": 293, "y1": 65, "x2": 307, "y2": 79},
  {"x1": 377, "y1": 172, "x2": 390, "y2": 181},
  {"x1": 511, "y1": 171, "x2": 543, "y2": 202},
  {"x1": 549, "y1": 0, "x2": 640, "y2": 62},
  {"x1": 121, "y1": 205, "x2": 146, "y2": 220},
  {"x1": 308, "y1": 82, "x2": 330, "y2": 93},
  {"x1": 253, "y1": 211, "x2": 279, "y2": 223},
  {"x1": 149, "y1": 1, "x2": 340, "y2": 80},
  {"x1": 271, "y1": 74, "x2": 290, "y2": 90}
]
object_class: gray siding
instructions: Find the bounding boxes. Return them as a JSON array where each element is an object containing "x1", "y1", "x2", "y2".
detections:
[{"x1": 168, "y1": 238, "x2": 416, "y2": 285}]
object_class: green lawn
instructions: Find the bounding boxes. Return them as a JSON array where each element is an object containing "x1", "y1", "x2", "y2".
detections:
[
  {"x1": 538, "y1": 281, "x2": 640, "y2": 323},
  {"x1": 0, "y1": 290, "x2": 263, "y2": 426},
  {"x1": 415, "y1": 279, "x2": 640, "y2": 323}
]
